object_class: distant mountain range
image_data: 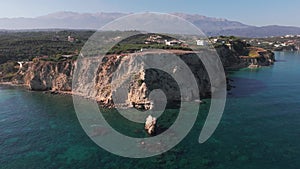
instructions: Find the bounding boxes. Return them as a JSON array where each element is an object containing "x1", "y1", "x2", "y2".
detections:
[{"x1": 1, "y1": 11, "x2": 300, "y2": 37}]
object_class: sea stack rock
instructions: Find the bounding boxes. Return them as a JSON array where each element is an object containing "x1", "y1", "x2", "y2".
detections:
[{"x1": 145, "y1": 115, "x2": 156, "y2": 135}]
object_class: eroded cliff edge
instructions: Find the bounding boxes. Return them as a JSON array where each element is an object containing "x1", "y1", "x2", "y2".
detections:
[
  {"x1": 12, "y1": 60, "x2": 74, "y2": 92},
  {"x1": 4, "y1": 44, "x2": 274, "y2": 109}
]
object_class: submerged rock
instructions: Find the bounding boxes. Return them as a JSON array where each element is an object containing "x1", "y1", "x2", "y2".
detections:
[{"x1": 145, "y1": 115, "x2": 157, "y2": 135}]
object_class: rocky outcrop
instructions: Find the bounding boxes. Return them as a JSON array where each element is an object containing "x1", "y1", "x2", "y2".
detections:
[
  {"x1": 145, "y1": 115, "x2": 157, "y2": 135},
  {"x1": 9, "y1": 46, "x2": 275, "y2": 109},
  {"x1": 239, "y1": 47, "x2": 275, "y2": 68},
  {"x1": 71, "y1": 51, "x2": 216, "y2": 109},
  {"x1": 216, "y1": 43, "x2": 275, "y2": 69},
  {"x1": 12, "y1": 60, "x2": 74, "y2": 91}
]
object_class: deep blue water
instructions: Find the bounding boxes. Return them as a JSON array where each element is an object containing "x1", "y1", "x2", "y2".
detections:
[{"x1": 1, "y1": 52, "x2": 300, "y2": 169}]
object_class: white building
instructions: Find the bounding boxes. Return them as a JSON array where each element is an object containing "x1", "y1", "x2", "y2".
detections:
[
  {"x1": 67, "y1": 36, "x2": 75, "y2": 42},
  {"x1": 196, "y1": 40, "x2": 208, "y2": 46},
  {"x1": 165, "y1": 40, "x2": 182, "y2": 46}
]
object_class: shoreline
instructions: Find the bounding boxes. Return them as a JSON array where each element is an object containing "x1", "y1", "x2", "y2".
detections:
[
  {"x1": 0, "y1": 81, "x2": 73, "y2": 96},
  {"x1": 0, "y1": 82, "x2": 206, "y2": 109},
  {"x1": 0, "y1": 82, "x2": 27, "y2": 87},
  {"x1": 0, "y1": 82, "x2": 119, "y2": 108}
]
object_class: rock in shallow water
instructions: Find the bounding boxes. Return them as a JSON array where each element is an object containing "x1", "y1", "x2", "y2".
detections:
[{"x1": 145, "y1": 115, "x2": 156, "y2": 135}]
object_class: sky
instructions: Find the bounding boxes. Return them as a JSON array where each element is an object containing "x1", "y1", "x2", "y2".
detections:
[{"x1": 1, "y1": 0, "x2": 300, "y2": 27}]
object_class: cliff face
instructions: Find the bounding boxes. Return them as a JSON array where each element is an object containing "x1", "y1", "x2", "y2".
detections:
[
  {"x1": 238, "y1": 47, "x2": 275, "y2": 68},
  {"x1": 10, "y1": 46, "x2": 275, "y2": 109},
  {"x1": 216, "y1": 44, "x2": 275, "y2": 69},
  {"x1": 12, "y1": 60, "x2": 74, "y2": 91},
  {"x1": 70, "y1": 50, "x2": 220, "y2": 109},
  {"x1": 252, "y1": 50, "x2": 275, "y2": 66}
]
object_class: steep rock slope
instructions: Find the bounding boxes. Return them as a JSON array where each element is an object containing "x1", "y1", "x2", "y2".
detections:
[
  {"x1": 9, "y1": 46, "x2": 274, "y2": 109},
  {"x1": 12, "y1": 60, "x2": 74, "y2": 91}
]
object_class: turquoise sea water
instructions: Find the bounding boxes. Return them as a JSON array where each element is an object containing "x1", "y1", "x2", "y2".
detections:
[{"x1": 1, "y1": 52, "x2": 300, "y2": 169}]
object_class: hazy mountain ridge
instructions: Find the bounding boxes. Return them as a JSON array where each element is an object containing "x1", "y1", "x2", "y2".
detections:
[
  {"x1": 219, "y1": 25, "x2": 300, "y2": 37},
  {"x1": 172, "y1": 12, "x2": 251, "y2": 34},
  {"x1": 1, "y1": 11, "x2": 300, "y2": 37}
]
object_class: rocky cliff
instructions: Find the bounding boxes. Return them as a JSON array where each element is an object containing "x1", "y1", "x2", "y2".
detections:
[
  {"x1": 7, "y1": 46, "x2": 274, "y2": 109},
  {"x1": 11, "y1": 60, "x2": 74, "y2": 92}
]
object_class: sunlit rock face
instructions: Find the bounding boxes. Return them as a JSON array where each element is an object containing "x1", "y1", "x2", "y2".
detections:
[
  {"x1": 145, "y1": 115, "x2": 157, "y2": 135},
  {"x1": 11, "y1": 47, "x2": 274, "y2": 109},
  {"x1": 12, "y1": 60, "x2": 74, "y2": 91}
]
